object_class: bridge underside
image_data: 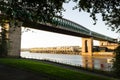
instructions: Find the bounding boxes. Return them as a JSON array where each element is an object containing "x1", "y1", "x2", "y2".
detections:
[
  {"x1": 23, "y1": 21, "x2": 118, "y2": 56},
  {"x1": 1, "y1": 18, "x2": 117, "y2": 57},
  {"x1": 23, "y1": 21, "x2": 114, "y2": 42},
  {"x1": 23, "y1": 21, "x2": 90, "y2": 38}
]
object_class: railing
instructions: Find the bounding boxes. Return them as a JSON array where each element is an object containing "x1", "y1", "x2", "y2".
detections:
[
  {"x1": 50, "y1": 17, "x2": 116, "y2": 42},
  {"x1": 91, "y1": 31, "x2": 115, "y2": 42},
  {"x1": 51, "y1": 17, "x2": 90, "y2": 35}
]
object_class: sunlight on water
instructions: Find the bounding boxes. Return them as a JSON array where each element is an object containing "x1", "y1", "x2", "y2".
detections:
[
  {"x1": 21, "y1": 52, "x2": 113, "y2": 71},
  {"x1": 21, "y1": 52, "x2": 83, "y2": 66}
]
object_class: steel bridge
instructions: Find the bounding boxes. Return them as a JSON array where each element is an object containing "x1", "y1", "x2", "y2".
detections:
[
  {"x1": 23, "y1": 17, "x2": 117, "y2": 43},
  {"x1": 1, "y1": 16, "x2": 118, "y2": 57}
]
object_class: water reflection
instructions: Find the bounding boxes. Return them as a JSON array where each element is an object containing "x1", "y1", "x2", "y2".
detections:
[
  {"x1": 82, "y1": 56, "x2": 113, "y2": 71},
  {"x1": 21, "y1": 52, "x2": 113, "y2": 71},
  {"x1": 82, "y1": 56, "x2": 93, "y2": 69},
  {"x1": 93, "y1": 57, "x2": 113, "y2": 71}
]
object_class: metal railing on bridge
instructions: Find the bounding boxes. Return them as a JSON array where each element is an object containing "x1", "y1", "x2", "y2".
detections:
[
  {"x1": 48, "y1": 17, "x2": 116, "y2": 42},
  {"x1": 51, "y1": 17, "x2": 90, "y2": 35}
]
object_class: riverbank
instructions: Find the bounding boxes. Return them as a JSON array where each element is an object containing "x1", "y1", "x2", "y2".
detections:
[
  {"x1": 22, "y1": 46, "x2": 81, "y2": 55},
  {"x1": 0, "y1": 58, "x2": 118, "y2": 80}
]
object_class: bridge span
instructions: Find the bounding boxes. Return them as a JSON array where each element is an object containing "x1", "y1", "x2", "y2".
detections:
[
  {"x1": 2, "y1": 17, "x2": 118, "y2": 57},
  {"x1": 23, "y1": 17, "x2": 116, "y2": 42}
]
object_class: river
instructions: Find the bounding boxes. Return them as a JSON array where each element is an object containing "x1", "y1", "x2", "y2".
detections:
[{"x1": 21, "y1": 52, "x2": 114, "y2": 71}]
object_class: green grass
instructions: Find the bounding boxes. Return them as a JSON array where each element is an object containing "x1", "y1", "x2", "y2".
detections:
[{"x1": 0, "y1": 58, "x2": 114, "y2": 80}]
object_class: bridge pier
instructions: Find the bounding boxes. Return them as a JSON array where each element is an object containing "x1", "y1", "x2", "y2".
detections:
[
  {"x1": 81, "y1": 37, "x2": 93, "y2": 56},
  {"x1": 99, "y1": 40, "x2": 118, "y2": 50},
  {"x1": 4, "y1": 23, "x2": 21, "y2": 57}
]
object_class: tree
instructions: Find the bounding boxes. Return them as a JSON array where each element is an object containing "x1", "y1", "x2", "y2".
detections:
[
  {"x1": 0, "y1": 0, "x2": 66, "y2": 23},
  {"x1": 113, "y1": 45, "x2": 120, "y2": 78},
  {"x1": 72, "y1": 0, "x2": 120, "y2": 32},
  {"x1": 0, "y1": 0, "x2": 119, "y2": 31},
  {"x1": 0, "y1": 0, "x2": 120, "y2": 31},
  {"x1": 0, "y1": 24, "x2": 8, "y2": 57}
]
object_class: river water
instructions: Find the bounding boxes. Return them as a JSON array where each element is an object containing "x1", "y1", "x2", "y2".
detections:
[{"x1": 21, "y1": 52, "x2": 114, "y2": 71}]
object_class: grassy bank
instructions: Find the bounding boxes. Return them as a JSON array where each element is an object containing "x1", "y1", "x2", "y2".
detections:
[{"x1": 0, "y1": 58, "x2": 114, "y2": 80}]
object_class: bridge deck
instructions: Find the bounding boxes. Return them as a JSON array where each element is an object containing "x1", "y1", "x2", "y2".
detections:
[{"x1": 23, "y1": 17, "x2": 116, "y2": 43}]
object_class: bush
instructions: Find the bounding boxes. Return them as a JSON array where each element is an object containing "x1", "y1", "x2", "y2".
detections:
[{"x1": 113, "y1": 45, "x2": 120, "y2": 78}]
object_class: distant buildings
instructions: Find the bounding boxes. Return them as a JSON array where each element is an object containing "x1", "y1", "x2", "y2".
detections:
[{"x1": 22, "y1": 46, "x2": 81, "y2": 55}]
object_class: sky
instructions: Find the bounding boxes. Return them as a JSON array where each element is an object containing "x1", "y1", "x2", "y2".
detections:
[{"x1": 21, "y1": 1, "x2": 118, "y2": 48}]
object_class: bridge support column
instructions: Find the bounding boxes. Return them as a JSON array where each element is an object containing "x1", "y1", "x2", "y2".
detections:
[
  {"x1": 5, "y1": 23, "x2": 21, "y2": 57},
  {"x1": 81, "y1": 37, "x2": 93, "y2": 56}
]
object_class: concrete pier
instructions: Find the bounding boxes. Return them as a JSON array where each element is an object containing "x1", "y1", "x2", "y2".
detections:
[{"x1": 4, "y1": 23, "x2": 21, "y2": 57}]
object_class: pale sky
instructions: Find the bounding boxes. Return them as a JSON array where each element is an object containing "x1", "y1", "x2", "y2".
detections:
[{"x1": 21, "y1": 1, "x2": 118, "y2": 48}]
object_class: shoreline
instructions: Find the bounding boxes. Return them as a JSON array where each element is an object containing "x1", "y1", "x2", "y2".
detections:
[
  {"x1": 0, "y1": 57, "x2": 118, "y2": 80},
  {"x1": 24, "y1": 58, "x2": 114, "y2": 78}
]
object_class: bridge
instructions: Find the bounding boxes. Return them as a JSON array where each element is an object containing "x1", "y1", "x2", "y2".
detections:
[
  {"x1": 2, "y1": 17, "x2": 118, "y2": 57},
  {"x1": 23, "y1": 17, "x2": 116, "y2": 42}
]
